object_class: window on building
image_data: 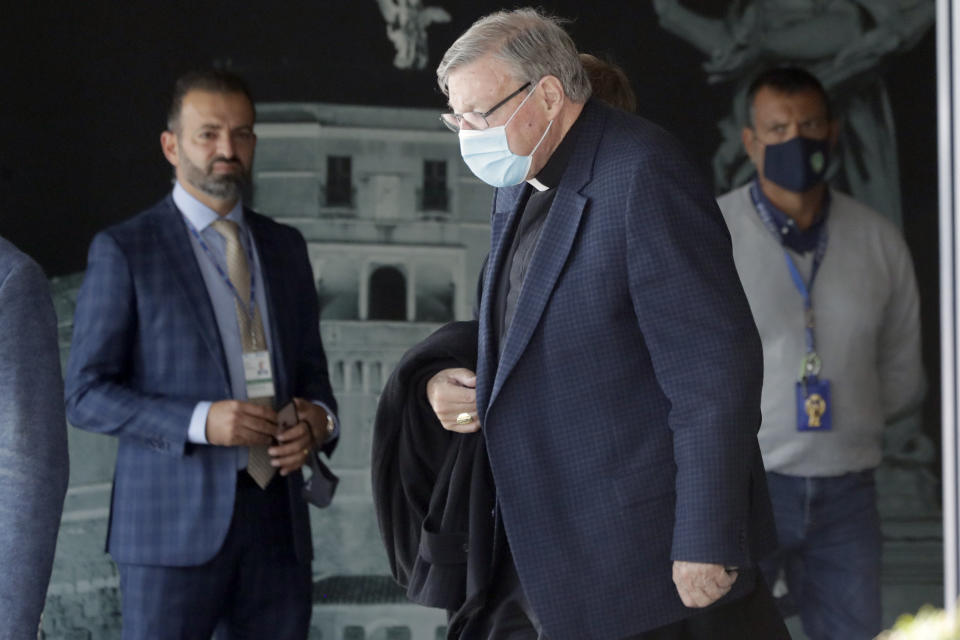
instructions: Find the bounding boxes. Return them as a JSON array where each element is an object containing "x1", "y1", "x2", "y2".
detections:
[
  {"x1": 325, "y1": 155, "x2": 353, "y2": 206},
  {"x1": 368, "y1": 266, "x2": 407, "y2": 321},
  {"x1": 421, "y1": 159, "x2": 448, "y2": 211}
]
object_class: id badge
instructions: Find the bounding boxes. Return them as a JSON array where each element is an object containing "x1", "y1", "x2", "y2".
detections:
[
  {"x1": 795, "y1": 377, "x2": 831, "y2": 432},
  {"x1": 242, "y1": 350, "x2": 275, "y2": 400}
]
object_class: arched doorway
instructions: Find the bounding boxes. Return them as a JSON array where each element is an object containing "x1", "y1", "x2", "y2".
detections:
[{"x1": 368, "y1": 266, "x2": 407, "y2": 320}]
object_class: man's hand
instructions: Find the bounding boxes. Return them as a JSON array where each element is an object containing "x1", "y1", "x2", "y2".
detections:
[
  {"x1": 206, "y1": 400, "x2": 277, "y2": 447},
  {"x1": 268, "y1": 398, "x2": 332, "y2": 476},
  {"x1": 426, "y1": 368, "x2": 480, "y2": 433},
  {"x1": 294, "y1": 398, "x2": 335, "y2": 446},
  {"x1": 672, "y1": 561, "x2": 738, "y2": 608}
]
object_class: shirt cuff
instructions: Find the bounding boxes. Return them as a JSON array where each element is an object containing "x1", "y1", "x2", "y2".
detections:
[{"x1": 188, "y1": 401, "x2": 213, "y2": 444}]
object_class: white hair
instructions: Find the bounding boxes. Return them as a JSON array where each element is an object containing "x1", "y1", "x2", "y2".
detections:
[{"x1": 436, "y1": 8, "x2": 592, "y2": 103}]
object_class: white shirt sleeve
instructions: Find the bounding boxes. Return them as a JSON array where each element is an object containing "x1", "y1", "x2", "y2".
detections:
[{"x1": 187, "y1": 401, "x2": 213, "y2": 444}]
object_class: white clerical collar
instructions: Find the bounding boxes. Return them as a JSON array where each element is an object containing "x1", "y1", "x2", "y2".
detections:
[{"x1": 526, "y1": 177, "x2": 549, "y2": 192}]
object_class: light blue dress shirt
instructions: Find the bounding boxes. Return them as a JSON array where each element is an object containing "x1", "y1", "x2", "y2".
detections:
[{"x1": 173, "y1": 183, "x2": 336, "y2": 466}]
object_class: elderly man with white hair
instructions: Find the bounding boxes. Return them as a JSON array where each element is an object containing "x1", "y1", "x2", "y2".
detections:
[{"x1": 416, "y1": 8, "x2": 789, "y2": 640}]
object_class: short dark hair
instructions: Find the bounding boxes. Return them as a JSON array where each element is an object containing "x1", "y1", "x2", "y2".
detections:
[
  {"x1": 166, "y1": 69, "x2": 254, "y2": 132},
  {"x1": 745, "y1": 66, "x2": 831, "y2": 127}
]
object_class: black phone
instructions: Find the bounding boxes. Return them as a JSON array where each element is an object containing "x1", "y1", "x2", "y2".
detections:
[{"x1": 277, "y1": 400, "x2": 298, "y2": 430}]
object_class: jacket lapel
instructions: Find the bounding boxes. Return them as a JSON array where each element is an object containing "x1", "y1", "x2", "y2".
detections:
[
  {"x1": 484, "y1": 100, "x2": 607, "y2": 413},
  {"x1": 153, "y1": 196, "x2": 229, "y2": 385},
  {"x1": 487, "y1": 189, "x2": 586, "y2": 409},
  {"x1": 476, "y1": 185, "x2": 528, "y2": 419}
]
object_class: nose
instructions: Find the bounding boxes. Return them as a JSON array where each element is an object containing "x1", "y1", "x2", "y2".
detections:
[{"x1": 217, "y1": 133, "x2": 235, "y2": 159}]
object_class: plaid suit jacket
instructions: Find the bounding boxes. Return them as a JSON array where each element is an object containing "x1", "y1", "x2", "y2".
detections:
[
  {"x1": 65, "y1": 195, "x2": 337, "y2": 567},
  {"x1": 475, "y1": 100, "x2": 775, "y2": 638}
]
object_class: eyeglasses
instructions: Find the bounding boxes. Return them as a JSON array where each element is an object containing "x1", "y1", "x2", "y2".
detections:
[{"x1": 440, "y1": 82, "x2": 532, "y2": 133}]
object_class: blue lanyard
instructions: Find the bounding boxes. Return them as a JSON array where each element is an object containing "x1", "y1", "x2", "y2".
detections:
[
  {"x1": 184, "y1": 218, "x2": 258, "y2": 322},
  {"x1": 749, "y1": 182, "x2": 828, "y2": 359}
]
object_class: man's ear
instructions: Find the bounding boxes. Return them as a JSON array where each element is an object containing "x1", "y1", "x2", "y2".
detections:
[
  {"x1": 160, "y1": 130, "x2": 179, "y2": 168},
  {"x1": 539, "y1": 75, "x2": 566, "y2": 118}
]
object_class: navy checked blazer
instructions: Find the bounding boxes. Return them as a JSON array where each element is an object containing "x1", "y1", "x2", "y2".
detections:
[
  {"x1": 65, "y1": 195, "x2": 337, "y2": 567},
  {"x1": 476, "y1": 100, "x2": 775, "y2": 638}
]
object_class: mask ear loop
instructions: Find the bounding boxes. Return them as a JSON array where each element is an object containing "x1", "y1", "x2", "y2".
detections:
[
  {"x1": 527, "y1": 119, "x2": 554, "y2": 157},
  {"x1": 504, "y1": 81, "x2": 539, "y2": 127},
  {"x1": 504, "y1": 80, "x2": 554, "y2": 158}
]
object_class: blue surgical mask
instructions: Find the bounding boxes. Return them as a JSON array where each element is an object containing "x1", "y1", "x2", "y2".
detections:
[
  {"x1": 762, "y1": 136, "x2": 830, "y2": 193},
  {"x1": 458, "y1": 87, "x2": 553, "y2": 188}
]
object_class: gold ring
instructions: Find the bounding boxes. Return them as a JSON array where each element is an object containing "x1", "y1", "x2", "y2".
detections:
[
  {"x1": 456, "y1": 412, "x2": 473, "y2": 425},
  {"x1": 302, "y1": 448, "x2": 310, "y2": 457}
]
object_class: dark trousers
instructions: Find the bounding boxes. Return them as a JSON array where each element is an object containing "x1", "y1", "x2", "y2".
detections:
[
  {"x1": 118, "y1": 473, "x2": 312, "y2": 640},
  {"x1": 454, "y1": 546, "x2": 544, "y2": 640}
]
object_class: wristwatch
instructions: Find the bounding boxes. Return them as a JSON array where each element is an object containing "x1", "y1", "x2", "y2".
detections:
[{"x1": 323, "y1": 412, "x2": 336, "y2": 440}]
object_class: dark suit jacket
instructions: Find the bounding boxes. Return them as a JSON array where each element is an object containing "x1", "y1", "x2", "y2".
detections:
[
  {"x1": 476, "y1": 100, "x2": 775, "y2": 638},
  {"x1": 65, "y1": 195, "x2": 337, "y2": 567},
  {"x1": 0, "y1": 237, "x2": 69, "y2": 637}
]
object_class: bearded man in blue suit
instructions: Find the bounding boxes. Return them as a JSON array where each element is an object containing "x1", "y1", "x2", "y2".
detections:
[
  {"x1": 426, "y1": 9, "x2": 787, "y2": 640},
  {"x1": 65, "y1": 70, "x2": 338, "y2": 639}
]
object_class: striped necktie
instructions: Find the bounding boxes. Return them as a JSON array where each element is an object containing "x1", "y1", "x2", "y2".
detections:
[{"x1": 211, "y1": 218, "x2": 275, "y2": 489}]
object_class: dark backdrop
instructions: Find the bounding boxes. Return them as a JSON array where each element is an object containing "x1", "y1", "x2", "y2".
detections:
[{"x1": 0, "y1": 1, "x2": 939, "y2": 457}]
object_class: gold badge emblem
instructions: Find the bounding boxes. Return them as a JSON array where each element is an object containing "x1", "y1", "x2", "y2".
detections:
[{"x1": 805, "y1": 393, "x2": 827, "y2": 428}]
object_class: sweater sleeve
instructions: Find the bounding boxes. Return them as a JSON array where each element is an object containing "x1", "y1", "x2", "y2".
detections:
[{"x1": 877, "y1": 231, "x2": 925, "y2": 421}]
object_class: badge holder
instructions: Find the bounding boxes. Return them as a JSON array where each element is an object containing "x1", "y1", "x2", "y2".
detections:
[{"x1": 752, "y1": 183, "x2": 833, "y2": 433}]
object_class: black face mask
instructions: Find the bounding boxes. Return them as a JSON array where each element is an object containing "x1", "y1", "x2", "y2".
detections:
[{"x1": 762, "y1": 136, "x2": 830, "y2": 192}]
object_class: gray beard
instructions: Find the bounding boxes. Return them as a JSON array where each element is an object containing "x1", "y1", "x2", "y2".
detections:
[
  {"x1": 180, "y1": 152, "x2": 250, "y2": 202},
  {"x1": 197, "y1": 176, "x2": 243, "y2": 201}
]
